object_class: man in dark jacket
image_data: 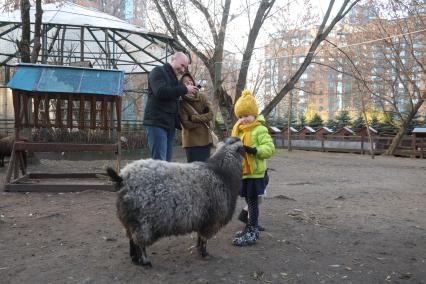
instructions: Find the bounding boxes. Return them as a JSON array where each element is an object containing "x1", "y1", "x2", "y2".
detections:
[{"x1": 143, "y1": 52, "x2": 199, "y2": 161}]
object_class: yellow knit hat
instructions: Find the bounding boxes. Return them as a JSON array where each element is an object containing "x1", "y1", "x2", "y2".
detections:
[{"x1": 234, "y1": 89, "x2": 259, "y2": 118}]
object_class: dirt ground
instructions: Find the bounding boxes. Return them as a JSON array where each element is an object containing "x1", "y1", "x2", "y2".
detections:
[{"x1": 0, "y1": 148, "x2": 425, "y2": 284}]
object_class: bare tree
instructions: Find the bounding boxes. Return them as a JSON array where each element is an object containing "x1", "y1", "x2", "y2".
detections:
[
  {"x1": 16, "y1": 0, "x2": 43, "y2": 63},
  {"x1": 336, "y1": 0, "x2": 426, "y2": 155},
  {"x1": 150, "y1": 0, "x2": 275, "y2": 129},
  {"x1": 372, "y1": 0, "x2": 426, "y2": 155},
  {"x1": 261, "y1": 0, "x2": 360, "y2": 117}
]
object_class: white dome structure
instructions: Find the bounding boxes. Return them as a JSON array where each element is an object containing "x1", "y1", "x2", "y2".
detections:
[{"x1": 0, "y1": 1, "x2": 185, "y2": 73}]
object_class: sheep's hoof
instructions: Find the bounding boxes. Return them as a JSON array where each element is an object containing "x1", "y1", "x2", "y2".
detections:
[
  {"x1": 198, "y1": 248, "x2": 209, "y2": 258},
  {"x1": 132, "y1": 257, "x2": 152, "y2": 267},
  {"x1": 141, "y1": 260, "x2": 152, "y2": 267}
]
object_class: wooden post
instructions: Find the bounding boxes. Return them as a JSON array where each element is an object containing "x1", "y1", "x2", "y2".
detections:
[
  {"x1": 115, "y1": 97, "x2": 122, "y2": 131},
  {"x1": 79, "y1": 95, "x2": 85, "y2": 129},
  {"x1": 411, "y1": 133, "x2": 416, "y2": 159},
  {"x1": 5, "y1": 143, "x2": 16, "y2": 183},
  {"x1": 23, "y1": 93, "x2": 29, "y2": 127},
  {"x1": 12, "y1": 90, "x2": 21, "y2": 129},
  {"x1": 90, "y1": 96, "x2": 96, "y2": 129},
  {"x1": 34, "y1": 96, "x2": 40, "y2": 128},
  {"x1": 67, "y1": 94, "x2": 73, "y2": 129},
  {"x1": 116, "y1": 131, "x2": 121, "y2": 173},
  {"x1": 101, "y1": 97, "x2": 107, "y2": 130},
  {"x1": 55, "y1": 98, "x2": 62, "y2": 128},
  {"x1": 44, "y1": 93, "x2": 50, "y2": 127}
]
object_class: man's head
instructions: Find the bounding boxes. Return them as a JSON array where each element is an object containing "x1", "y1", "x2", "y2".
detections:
[{"x1": 170, "y1": 52, "x2": 189, "y2": 76}]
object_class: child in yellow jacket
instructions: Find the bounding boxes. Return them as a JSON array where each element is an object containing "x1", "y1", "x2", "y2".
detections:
[{"x1": 231, "y1": 89, "x2": 275, "y2": 246}]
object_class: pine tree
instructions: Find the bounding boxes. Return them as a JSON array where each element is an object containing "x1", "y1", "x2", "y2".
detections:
[
  {"x1": 326, "y1": 118, "x2": 337, "y2": 131},
  {"x1": 309, "y1": 113, "x2": 324, "y2": 129},
  {"x1": 334, "y1": 110, "x2": 352, "y2": 129},
  {"x1": 297, "y1": 114, "x2": 307, "y2": 129},
  {"x1": 352, "y1": 115, "x2": 365, "y2": 132}
]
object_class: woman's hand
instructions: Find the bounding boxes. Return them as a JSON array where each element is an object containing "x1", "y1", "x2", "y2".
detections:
[{"x1": 186, "y1": 84, "x2": 199, "y2": 95}]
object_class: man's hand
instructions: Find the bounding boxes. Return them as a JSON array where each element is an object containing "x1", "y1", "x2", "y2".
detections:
[
  {"x1": 244, "y1": 145, "x2": 257, "y2": 155},
  {"x1": 186, "y1": 85, "x2": 199, "y2": 95}
]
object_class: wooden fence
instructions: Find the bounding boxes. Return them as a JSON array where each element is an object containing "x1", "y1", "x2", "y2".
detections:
[{"x1": 272, "y1": 134, "x2": 426, "y2": 158}]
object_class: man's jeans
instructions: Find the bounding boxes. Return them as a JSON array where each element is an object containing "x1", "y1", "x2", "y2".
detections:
[{"x1": 145, "y1": 126, "x2": 175, "y2": 161}]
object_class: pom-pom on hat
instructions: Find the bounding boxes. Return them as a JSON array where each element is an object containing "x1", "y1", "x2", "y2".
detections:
[{"x1": 234, "y1": 89, "x2": 259, "y2": 118}]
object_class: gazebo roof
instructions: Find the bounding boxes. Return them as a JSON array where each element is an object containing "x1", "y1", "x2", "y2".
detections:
[
  {"x1": 315, "y1": 126, "x2": 334, "y2": 133},
  {"x1": 413, "y1": 127, "x2": 426, "y2": 133},
  {"x1": 7, "y1": 63, "x2": 124, "y2": 96},
  {"x1": 299, "y1": 126, "x2": 316, "y2": 133},
  {"x1": 0, "y1": 2, "x2": 185, "y2": 73}
]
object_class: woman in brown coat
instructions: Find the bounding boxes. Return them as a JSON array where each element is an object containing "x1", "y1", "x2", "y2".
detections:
[{"x1": 179, "y1": 72, "x2": 214, "y2": 162}]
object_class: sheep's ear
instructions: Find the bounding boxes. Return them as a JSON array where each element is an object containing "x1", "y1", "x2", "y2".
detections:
[
  {"x1": 216, "y1": 141, "x2": 225, "y2": 148},
  {"x1": 223, "y1": 136, "x2": 241, "y2": 145}
]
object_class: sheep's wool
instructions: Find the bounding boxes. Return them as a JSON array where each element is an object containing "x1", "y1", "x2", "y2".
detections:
[{"x1": 115, "y1": 138, "x2": 244, "y2": 248}]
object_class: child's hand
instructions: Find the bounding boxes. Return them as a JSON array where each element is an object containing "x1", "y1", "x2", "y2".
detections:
[{"x1": 244, "y1": 145, "x2": 257, "y2": 155}]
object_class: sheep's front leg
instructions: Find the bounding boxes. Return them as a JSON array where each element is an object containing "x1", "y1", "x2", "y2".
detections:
[
  {"x1": 129, "y1": 240, "x2": 152, "y2": 267},
  {"x1": 129, "y1": 239, "x2": 141, "y2": 264},
  {"x1": 197, "y1": 234, "x2": 209, "y2": 257},
  {"x1": 140, "y1": 246, "x2": 152, "y2": 267}
]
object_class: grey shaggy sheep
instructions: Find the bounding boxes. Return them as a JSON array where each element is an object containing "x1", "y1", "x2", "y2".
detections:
[
  {"x1": 107, "y1": 137, "x2": 245, "y2": 267},
  {"x1": 0, "y1": 135, "x2": 27, "y2": 167}
]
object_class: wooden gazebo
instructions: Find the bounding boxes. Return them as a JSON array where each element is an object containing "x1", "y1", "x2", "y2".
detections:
[
  {"x1": 315, "y1": 126, "x2": 334, "y2": 140},
  {"x1": 412, "y1": 127, "x2": 426, "y2": 158},
  {"x1": 5, "y1": 64, "x2": 123, "y2": 192},
  {"x1": 297, "y1": 126, "x2": 316, "y2": 139}
]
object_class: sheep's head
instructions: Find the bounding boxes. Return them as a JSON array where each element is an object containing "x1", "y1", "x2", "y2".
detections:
[{"x1": 209, "y1": 136, "x2": 245, "y2": 172}]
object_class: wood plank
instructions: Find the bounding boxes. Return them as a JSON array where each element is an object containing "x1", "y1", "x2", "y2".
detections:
[
  {"x1": 34, "y1": 96, "x2": 40, "y2": 128},
  {"x1": 115, "y1": 97, "x2": 122, "y2": 131},
  {"x1": 12, "y1": 174, "x2": 30, "y2": 183},
  {"x1": 13, "y1": 142, "x2": 118, "y2": 152},
  {"x1": 44, "y1": 93, "x2": 50, "y2": 127},
  {"x1": 67, "y1": 94, "x2": 73, "y2": 129},
  {"x1": 12, "y1": 91, "x2": 21, "y2": 129},
  {"x1": 5, "y1": 183, "x2": 115, "y2": 192},
  {"x1": 5, "y1": 144, "x2": 16, "y2": 183},
  {"x1": 23, "y1": 93, "x2": 29, "y2": 127},
  {"x1": 55, "y1": 98, "x2": 62, "y2": 128},
  {"x1": 28, "y1": 173, "x2": 109, "y2": 179},
  {"x1": 101, "y1": 97, "x2": 107, "y2": 130},
  {"x1": 90, "y1": 96, "x2": 96, "y2": 129},
  {"x1": 79, "y1": 95, "x2": 85, "y2": 129}
]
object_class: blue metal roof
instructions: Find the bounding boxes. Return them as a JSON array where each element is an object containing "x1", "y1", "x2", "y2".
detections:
[{"x1": 7, "y1": 64, "x2": 124, "y2": 96}]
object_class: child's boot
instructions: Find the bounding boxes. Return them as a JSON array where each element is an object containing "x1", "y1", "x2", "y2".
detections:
[
  {"x1": 238, "y1": 209, "x2": 248, "y2": 224},
  {"x1": 232, "y1": 226, "x2": 259, "y2": 246}
]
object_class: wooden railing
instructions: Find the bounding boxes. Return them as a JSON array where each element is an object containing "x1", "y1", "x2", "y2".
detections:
[{"x1": 272, "y1": 134, "x2": 426, "y2": 158}]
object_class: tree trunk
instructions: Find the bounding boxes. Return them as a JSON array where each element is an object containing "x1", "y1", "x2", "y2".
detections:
[
  {"x1": 234, "y1": 0, "x2": 275, "y2": 100},
  {"x1": 385, "y1": 100, "x2": 424, "y2": 155},
  {"x1": 207, "y1": 63, "x2": 234, "y2": 132},
  {"x1": 20, "y1": 0, "x2": 31, "y2": 63},
  {"x1": 30, "y1": 0, "x2": 43, "y2": 63},
  {"x1": 287, "y1": 91, "x2": 293, "y2": 151},
  {"x1": 216, "y1": 86, "x2": 234, "y2": 134}
]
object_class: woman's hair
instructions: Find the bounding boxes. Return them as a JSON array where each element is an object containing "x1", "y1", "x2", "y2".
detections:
[{"x1": 180, "y1": 72, "x2": 195, "y2": 85}]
